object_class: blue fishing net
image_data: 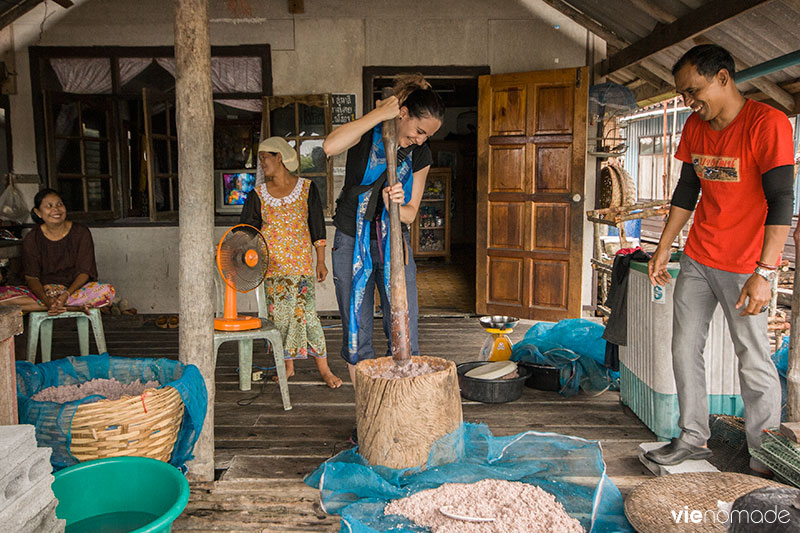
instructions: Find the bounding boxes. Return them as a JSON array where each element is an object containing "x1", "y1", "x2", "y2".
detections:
[
  {"x1": 771, "y1": 337, "x2": 790, "y2": 421},
  {"x1": 16, "y1": 354, "x2": 207, "y2": 471},
  {"x1": 305, "y1": 423, "x2": 632, "y2": 532},
  {"x1": 510, "y1": 319, "x2": 619, "y2": 396}
]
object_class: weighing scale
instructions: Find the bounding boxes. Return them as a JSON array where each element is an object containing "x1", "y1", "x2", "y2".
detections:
[{"x1": 478, "y1": 316, "x2": 519, "y2": 362}]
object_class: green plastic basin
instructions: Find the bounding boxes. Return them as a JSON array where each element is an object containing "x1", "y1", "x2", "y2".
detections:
[{"x1": 52, "y1": 457, "x2": 189, "y2": 533}]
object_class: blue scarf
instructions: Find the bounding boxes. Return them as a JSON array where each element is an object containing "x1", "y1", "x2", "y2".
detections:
[{"x1": 347, "y1": 124, "x2": 413, "y2": 363}]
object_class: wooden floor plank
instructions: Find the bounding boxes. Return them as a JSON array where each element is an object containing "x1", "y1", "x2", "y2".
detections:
[{"x1": 23, "y1": 314, "x2": 655, "y2": 531}]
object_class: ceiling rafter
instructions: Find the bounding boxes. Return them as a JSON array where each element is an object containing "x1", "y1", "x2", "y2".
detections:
[
  {"x1": 599, "y1": 0, "x2": 772, "y2": 77},
  {"x1": 541, "y1": 0, "x2": 626, "y2": 48},
  {"x1": 0, "y1": 0, "x2": 42, "y2": 30},
  {"x1": 743, "y1": 78, "x2": 800, "y2": 107},
  {"x1": 540, "y1": 0, "x2": 673, "y2": 91},
  {"x1": 693, "y1": 35, "x2": 795, "y2": 112},
  {"x1": 626, "y1": 0, "x2": 677, "y2": 24},
  {"x1": 0, "y1": 0, "x2": 73, "y2": 31},
  {"x1": 781, "y1": 0, "x2": 800, "y2": 15}
]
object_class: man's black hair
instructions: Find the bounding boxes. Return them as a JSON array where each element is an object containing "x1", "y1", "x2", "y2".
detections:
[{"x1": 672, "y1": 44, "x2": 736, "y2": 80}]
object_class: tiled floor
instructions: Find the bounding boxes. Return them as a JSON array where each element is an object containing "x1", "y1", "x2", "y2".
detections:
[{"x1": 415, "y1": 246, "x2": 475, "y2": 315}]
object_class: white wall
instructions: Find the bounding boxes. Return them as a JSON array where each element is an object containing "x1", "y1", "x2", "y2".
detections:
[
  {"x1": 1, "y1": 0, "x2": 604, "y2": 314},
  {"x1": 91, "y1": 225, "x2": 336, "y2": 315}
]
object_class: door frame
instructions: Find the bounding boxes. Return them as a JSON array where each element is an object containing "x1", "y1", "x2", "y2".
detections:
[{"x1": 362, "y1": 65, "x2": 490, "y2": 114}]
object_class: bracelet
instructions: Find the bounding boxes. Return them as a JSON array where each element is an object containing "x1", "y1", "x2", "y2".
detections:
[{"x1": 756, "y1": 261, "x2": 778, "y2": 270}]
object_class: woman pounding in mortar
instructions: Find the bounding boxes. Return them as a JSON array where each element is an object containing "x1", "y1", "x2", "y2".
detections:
[{"x1": 323, "y1": 74, "x2": 444, "y2": 426}]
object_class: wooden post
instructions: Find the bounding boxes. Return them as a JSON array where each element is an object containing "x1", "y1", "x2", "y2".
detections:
[
  {"x1": 381, "y1": 87, "x2": 411, "y2": 366},
  {"x1": 0, "y1": 306, "x2": 22, "y2": 425},
  {"x1": 787, "y1": 258, "x2": 800, "y2": 421},
  {"x1": 355, "y1": 356, "x2": 462, "y2": 469},
  {"x1": 173, "y1": 0, "x2": 215, "y2": 481}
]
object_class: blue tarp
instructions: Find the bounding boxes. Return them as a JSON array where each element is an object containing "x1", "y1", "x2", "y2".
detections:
[
  {"x1": 16, "y1": 354, "x2": 207, "y2": 471},
  {"x1": 511, "y1": 319, "x2": 619, "y2": 396},
  {"x1": 772, "y1": 337, "x2": 790, "y2": 421},
  {"x1": 305, "y1": 423, "x2": 633, "y2": 532}
]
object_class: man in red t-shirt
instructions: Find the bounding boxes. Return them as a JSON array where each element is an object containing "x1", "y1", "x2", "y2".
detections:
[{"x1": 644, "y1": 45, "x2": 794, "y2": 474}]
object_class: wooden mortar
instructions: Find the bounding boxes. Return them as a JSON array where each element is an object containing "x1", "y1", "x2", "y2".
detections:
[{"x1": 355, "y1": 355, "x2": 462, "y2": 469}]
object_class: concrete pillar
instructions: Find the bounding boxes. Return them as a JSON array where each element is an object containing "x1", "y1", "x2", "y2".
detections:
[{"x1": 173, "y1": 0, "x2": 215, "y2": 481}]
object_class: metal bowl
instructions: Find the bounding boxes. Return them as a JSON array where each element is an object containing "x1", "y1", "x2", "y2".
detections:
[{"x1": 478, "y1": 315, "x2": 520, "y2": 331}]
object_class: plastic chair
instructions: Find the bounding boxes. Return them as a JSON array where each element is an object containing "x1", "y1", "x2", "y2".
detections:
[
  {"x1": 213, "y1": 278, "x2": 291, "y2": 410},
  {"x1": 27, "y1": 308, "x2": 108, "y2": 363}
]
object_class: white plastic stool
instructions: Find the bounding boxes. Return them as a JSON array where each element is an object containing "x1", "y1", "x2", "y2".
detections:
[
  {"x1": 27, "y1": 308, "x2": 108, "y2": 363},
  {"x1": 214, "y1": 278, "x2": 291, "y2": 410}
]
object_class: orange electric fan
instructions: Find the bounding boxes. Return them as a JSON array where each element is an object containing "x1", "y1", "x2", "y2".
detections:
[{"x1": 214, "y1": 224, "x2": 269, "y2": 331}]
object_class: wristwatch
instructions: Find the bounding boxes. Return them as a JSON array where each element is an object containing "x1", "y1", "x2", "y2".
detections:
[{"x1": 754, "y1": 265, "x2": 777, "y2": 283}]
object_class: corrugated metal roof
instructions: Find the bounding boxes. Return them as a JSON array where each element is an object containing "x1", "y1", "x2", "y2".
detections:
[{"x1": 557, "y1": 0, "x2": 800, "y2": 111}]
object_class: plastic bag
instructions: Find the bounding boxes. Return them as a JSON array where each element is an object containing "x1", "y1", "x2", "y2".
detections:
[{"x1": 0, "y1": 176, "x2": 29, "y2": 223}]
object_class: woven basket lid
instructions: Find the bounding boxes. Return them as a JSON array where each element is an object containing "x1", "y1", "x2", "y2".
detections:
[{"x1": 625, "y1": 472, "x2": 787, "y2": 532}]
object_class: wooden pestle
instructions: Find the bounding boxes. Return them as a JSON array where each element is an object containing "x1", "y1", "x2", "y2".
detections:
[{"x1": 381, "y1": 87, "x2": 411, "y2": 366}]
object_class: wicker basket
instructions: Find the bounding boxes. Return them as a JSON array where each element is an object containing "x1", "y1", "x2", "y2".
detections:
[
  {"x1": 68, "y1": 386, "x2": 185, "y2": 462},
  {"x1": 625, "y1": 472, "x2": 787, "y2": 532}
]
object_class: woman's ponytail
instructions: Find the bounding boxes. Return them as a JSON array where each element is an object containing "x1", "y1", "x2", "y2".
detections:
[{"x1": 391, "y1": 73, "x2": 444, "y2": 122}]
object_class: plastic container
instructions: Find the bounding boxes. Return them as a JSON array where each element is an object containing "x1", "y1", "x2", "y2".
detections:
[
  {"x1": 457, "y1": 362, "x2": 530, "y2": 403},
  {"x1": 519, "y1": 362, "x2": 560, "y2": 391},
  {"x1": 52, "y1": 456, "x2": 189, "y2": 533},
  {"x1": 620, "y1": 253, "x2": 743, "y2": 440}
]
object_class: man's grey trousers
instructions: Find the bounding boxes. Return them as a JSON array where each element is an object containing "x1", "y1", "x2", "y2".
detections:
[{"x1": 672, "y1": 254, "x2": 781, "y2": 453}]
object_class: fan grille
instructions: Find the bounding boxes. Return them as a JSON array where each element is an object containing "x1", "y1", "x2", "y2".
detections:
[{"x1": 217, "y1": 225, "x2": 268, "y2": 292}]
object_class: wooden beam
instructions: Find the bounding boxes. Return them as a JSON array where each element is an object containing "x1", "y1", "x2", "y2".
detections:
[
  {"x1": 541, "y1": 0, "x2": 627, "y2": 49},
  {"x1": 743, "y1": 78, "x2": 800, "y2": 114},
  {"x1": 625, "y1": 78, "x2": 649, "y2": 91},
  {"x1": 627, "y1": 0, "x2": 677, "y2": 23},
  {"x1": 639, "y1": 59, "x2": 675, "y2": 84},
  {"x1": 542, "y1": 0, "x2": 675, "y2": 89},
  {"x1": 173, "y1": 0, "x2": 216, "y2": 482},
  {"x1": 783, "y1": 0, "x2": 800, "y2": 14},
  {"x1": 693, "y1": 35, "x2": 795, "y2": 112},
  {"x1": 600, "y1": 0, "x2": 772, "y2": 77},
  {"x1": 0, "y1": 0, "x2": 41, "y2": 30},
  {"x1": 288, "y1": 0, "x2": 304, "y2": 14},
  {"x1": 633, "y1": 82, "x2": 676, "y2": 107},
  {"x1": 739, "y1": 78, "x2": 794, "y2": 112},
  {"x1": 744, "y1": 78, "x2": 800, "y2": 98}
]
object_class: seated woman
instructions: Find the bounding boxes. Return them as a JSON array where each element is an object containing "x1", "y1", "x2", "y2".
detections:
[{"x1": 0, "y1": 188, "x2": 115, "y2": 315}]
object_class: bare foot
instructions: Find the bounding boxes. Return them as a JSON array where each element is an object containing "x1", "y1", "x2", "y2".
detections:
[
  {"x1": 273, "y1": 359, "x2": 295, "y2": 382},
  {"x1": 272, "y1": 369, "x2": 295, "y2": 382},
  {"x1": 321, "y1": 371, "x2": 342, "y2": 389},
  {"x1": 313, "y1": 357, "x2": 342, "y2": 388}
]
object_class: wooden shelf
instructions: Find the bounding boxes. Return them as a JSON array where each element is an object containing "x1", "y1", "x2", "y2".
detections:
[{"x1": 412, "y1": 167, "x2": 450, "y2": 261}]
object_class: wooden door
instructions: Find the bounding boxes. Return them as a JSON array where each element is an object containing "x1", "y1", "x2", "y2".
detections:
[{"x1": 476, "y1": 67, "x2": 588, "y2": 321}]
